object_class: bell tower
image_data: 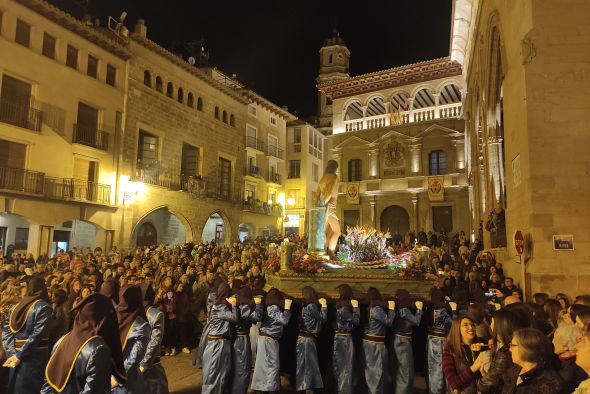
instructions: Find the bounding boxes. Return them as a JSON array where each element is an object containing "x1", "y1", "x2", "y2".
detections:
[{"x1": 317, "y1": 30, "x2": 350, "y2": 135}]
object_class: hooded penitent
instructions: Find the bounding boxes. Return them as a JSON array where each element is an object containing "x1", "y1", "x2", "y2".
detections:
[
  {"x1": 116, "y1": 285, "x2": 146, "y2": 350},
  {"x1": 9, "y1": 275, "x2": 49, "y2": 333}
]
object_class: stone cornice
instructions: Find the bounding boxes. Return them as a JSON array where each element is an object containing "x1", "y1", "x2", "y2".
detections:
[
  {"x1": 239, "y1": 89, "x2": 297, "y2": 121},
  {"x1": 15, "y1": 0, "x2": 131, "y2": 59},
  {"x1": 317, "y1": 57, "x2": 462, "y2": 99}
]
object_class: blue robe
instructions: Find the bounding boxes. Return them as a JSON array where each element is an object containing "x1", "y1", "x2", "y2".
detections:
[
  {"x1": 194, "y1": 291, "x2": 217, "y2": 369},
  {"x1": 250, "y1": 305, "x2": 291, "y2": 392},
  {"x1": 333, "y1": 305, "x2": 360, "y2": 394},
  {"x1": 40, "y1": 336, "x2": 112, "y2": 394},
  {"x1": 201, "y1": 303, "x2": 238, "y2": 394},
  {"x1": 362, "y1": 306, "x2": 395, "y2": 394},
  {"x1": 140, "y1": 307, "x2": 169, "y2": 394},
  {"x1": 392, "y1": 308, "x2": 423, "y2": 394},
  {"x1": 231, "y1": 303, "x2": 263, "y2": 394},
  {"x1": 296, "y1": 303, "x2": 327, "y2": 390},
  {"x1": 427, "y1": 308, "x2": 452, "y2": 394},
  {"x1": 2, "y1": 299, "x2": 52, "y2": 394},
  {"x1": 113, "y1": 317, "x2": 151, "y2": 394}
]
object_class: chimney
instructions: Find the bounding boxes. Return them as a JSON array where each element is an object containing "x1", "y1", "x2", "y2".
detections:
[{"x1": 134, "y1": 19, "x2": 147, "y2": 38}]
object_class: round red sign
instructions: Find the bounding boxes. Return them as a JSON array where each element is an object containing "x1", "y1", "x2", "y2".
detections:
[{"x1": 514, "y1": 230, "x2": 524, "y2": 255}]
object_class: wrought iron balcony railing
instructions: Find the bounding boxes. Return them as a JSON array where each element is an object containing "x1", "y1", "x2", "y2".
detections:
[
  {"x1": 0, "y1": 166, "x2": 44, "y2": 194},
  {"x1": 269, "y1": 172, "x2": 281, "y2": 184},
  {"x1": 0, "y1": 98, "x2": 42, "y2": 131},
  {"x1": 134, "y1": 160, "x2": 181, "y2": 190},
  {"x1": 73, "y1": 123, "x2": 109, "y2": 151},
  {"x1": 245, "y1": 136, "x2": 265, "y2": 152},
  {"x1": 266, "y1": 145, "x2": 284, "y2": 160}
]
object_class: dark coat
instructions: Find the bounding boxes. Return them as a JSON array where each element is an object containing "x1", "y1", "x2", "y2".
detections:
[
  {"x1": 502, "y1": 364, "x2": 566, "y2": 394},
  {"x1": 477, "y1": 345, "x2": 512, "y2": 393}
]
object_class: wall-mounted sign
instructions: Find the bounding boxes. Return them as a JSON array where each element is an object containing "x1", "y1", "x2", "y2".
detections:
[
  {"x1": 553, "y1": 235, "x2": 574, "y2": 251},
  {"x1": 428, "y1": 176, "x2": 445, "y2": 201},
  {"x1": 346, "y1": 182, "x2": 360, "y2": 205}
]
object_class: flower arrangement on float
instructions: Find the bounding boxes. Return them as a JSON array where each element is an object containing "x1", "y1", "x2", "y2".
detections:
[
  {"x1": 263, "y1": 253, "x2": 280, "y2": 273},
  {"x1": 291, "y1": 253, "x2": 327, "y2": 275}
]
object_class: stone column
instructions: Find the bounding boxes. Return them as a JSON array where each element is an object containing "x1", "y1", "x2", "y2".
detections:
[
  {"x1": 486, "y1": 135, "x2": 503, "y2": 206},
  {"x1": 411, "y1": 194, "x2": 419, "y2": 232},
  {"x1": 370, "y1": 199, "x2": 377, "y2": 228},
  {"x1": 408, "y1": 98, "x2": 415, "y2": 123},
  {"x1": 361, "y1": 105, "x2": 368, "y2": 130},
  {"x1": 433, "y1": 93, "x2": 440, "y2": 119},
  {"x1": 452, "y1": 139, "x2": 466, "y2": 172},
  {"x1": 331, "y1": 151, "x2": 342, "y2": 176},
  {"x1": 408, "y1": 143, "x2": 422, "y2": 175}
]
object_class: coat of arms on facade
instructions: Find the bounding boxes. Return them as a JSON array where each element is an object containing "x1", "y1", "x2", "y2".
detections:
[
  {"x1": 185, "y1": 176, "x2": 207, "y2": 199},
  {"x1": 384, "y1": 140, "x2": 405, "y2": 167}
]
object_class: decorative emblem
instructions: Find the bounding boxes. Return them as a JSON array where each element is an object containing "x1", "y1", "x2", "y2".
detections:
[
  {"x1": 384, "y1": 140, "x2": 405, "y2": 167},
  {"x1": 186, "y1": 176, "x2": 207, "y2": 199}
]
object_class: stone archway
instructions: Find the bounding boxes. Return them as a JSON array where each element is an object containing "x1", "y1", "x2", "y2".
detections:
[
  {"x1": 380, "y1": 205, "x2": 410, "y2": 235},
  {"x1": 131, "y1": 207, "x2": 188, "y2": 247},
  {"x1": 238, "y1": 222, "x2": 255, "y2": 242},
  {"x1": 202, "y1": 212, "x2": 229, "y2": 244}
]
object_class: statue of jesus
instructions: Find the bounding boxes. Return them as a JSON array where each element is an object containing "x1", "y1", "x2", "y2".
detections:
[{"x1": 316, "y1": 160, "x2": 341, "y2": 260}]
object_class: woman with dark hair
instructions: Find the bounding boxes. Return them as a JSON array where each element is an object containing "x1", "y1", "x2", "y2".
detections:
[
  {"x1": 426, "y1": 288, "x2": 454, "y2": 394},
  {"x1": 362, "y1": 287, "x2": 395, "y2": 394},
  {"x1": 573, "y1": 322, "x2": 590, "y2": 393},
  {"x1": 139, "y1": 283, "x2": 169, "y2": 394},
  {"x1": 2, "y1": 276, "x2": 52, "y2": 394},
  {"x1": 112, "y1": 285, "x2": 151, "y2": 393},
  {"x1": 442, "y1": 316, "x2": 485, "y2": 393},
  {"x1": 333, "y1": 284, "x2": 360, "y2": 394},
  {"x1": 296, "y1": 286, "x2": 328, "y2": 392},
  {"x1": 230, "y1": 285, "x2": 263, "y2": 394},
  {"x1": 41, "y1": 294, "x2": 126, "y2": 393},
  {"x1": 48, "y1": 288, "x2": 69, "y2": 349},
  {"x1": 467, "y1": 303, "x2": 491, "y2": 341},
  {"x1": 251, "y1": 288, "x2": 292, "y2": 393},
  {"x1": 556, "y1": 293, "x2": 570, "y2": 310},
  {"x1": 477, "y1": 309, "x2": 530, "y2": 393},
  {"x1": 544, "y1": 299, "x2": 563, "y2": 332},
  {"x1": 201, "y1": 282, "x2": 238, "y2": 393},
  {"x1": 503, "y1": 328, "x2": 564, "y2": 393},
  {"x1": 393, "y1": 289, "x2": 423, "y2": 394}
]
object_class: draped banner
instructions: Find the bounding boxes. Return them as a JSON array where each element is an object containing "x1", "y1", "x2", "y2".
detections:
[
  {"x1": 428, "y1": 176, "x2": 445, "y2": 201},
  {"x1": 346, "y1": 182, "x2": 360, "y2": 205}
]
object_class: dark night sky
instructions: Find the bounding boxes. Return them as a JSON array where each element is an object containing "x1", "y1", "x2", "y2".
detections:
[{"x1": 89, "y1": 0, "x2": 452, "y2": 120}]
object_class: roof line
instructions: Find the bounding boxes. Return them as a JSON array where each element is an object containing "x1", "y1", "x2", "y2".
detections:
[{"x1": 239, "y1": 89, "x2": 297, "y2": 121}]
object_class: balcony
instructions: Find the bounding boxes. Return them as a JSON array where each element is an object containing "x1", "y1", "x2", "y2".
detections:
[
  {"x1": 0, "y1": 98, "x2": 42, "y2": 132},
  {"x1": 0, "y1": 166, "x2": 44, "y2": 194},
  {"x1": 337, "y1": 172, "x2": 468, "y2": 194},
  {"x1": 52, "y1": 178, "x2": 111, "y2": 205},
  {"x1": 286, "y1": 197, "x2": 306, "y2": 210},
  {"x1": 344, "y1": 102, "x2": 462, "y2": 132},
  {"x1": 248, "y1": 166, "x2": 262, "y2": 177},
  {"x1": 73, "y1": 123, "x2": 109, "y2": 151},
  {"x1": 268, "y1": 172, "x2": 282, "y2": 185},
  {"x1": 245, "y1": 136, "x2": 265, "y2": 154},
  {"x1": 242, "y1": 199, "x2": 283, "y2": 216},
  {"x1": 134, "y1": 160, "x2": 181, "y2": 190},
  {"x1": 181, "y1": 175, "x2": 207, "y2": 199},
  {"x1": 266, "y1": 145, "x2": 284, "y2": 160}
]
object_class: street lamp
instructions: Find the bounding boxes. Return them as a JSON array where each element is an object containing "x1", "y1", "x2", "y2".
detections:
[{"x1": 287, "y1": 197, "x2": 295, "y2": 207}]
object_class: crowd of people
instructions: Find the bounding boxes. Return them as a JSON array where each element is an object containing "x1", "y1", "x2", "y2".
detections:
[{"x1": 0, "y1": 232, "x2": 588, "y2": 394}]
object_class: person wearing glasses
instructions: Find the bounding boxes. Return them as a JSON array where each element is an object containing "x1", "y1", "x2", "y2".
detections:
[
  {"x1": 503, "y1": 328, "x2": 565, "y2": 393},
  {"x1": 573, "y1": 323, "x2": 590, "y2": 393}
]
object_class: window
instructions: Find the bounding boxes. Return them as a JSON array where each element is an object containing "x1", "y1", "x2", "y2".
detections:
[
  {"x1": 214, "y1": 106, "x2": 220, "y2": 119},
  {"x1": 308, "y1": 130, "x2": 323, "y2": 159},
  {"x1": 87, "y1": 55, "x2": 98, "y2": 78},
  {"x1": 66, "y1": 45, "x2": 78, "y2": 69},
  {"x1": 15, "y1": 19, "x2": 30, "y2": 47},
  {"x1": 0, "y1": 139, "x2": 27, "y2": 169},
  {"x1": 248, "y1": 105, "x2": 257, "y2": 116},
  {"x1": 219, "y1": 158, "x2": 231, "y2": 199},
  {"x1": 177, "y1": 88, "x2": 184, "y2": 103},
  {"x1": 137, "y1": 130, "x2": 158, "y2": 165},
  {"x1": 288, "y1": 160, "x2": 300, "y2": 178},
  {"x1": 268, "y1": 135, "x2": 278, "y2": 157},
  {"x1": 348, "y1": 159, "x2": 362, "y2": 181},
  {"x1": 166, "y1": 82, "x2": 173, "y2": 98},
  {"x1": 187, "y1": 93, "x2": 194, "y2": 108},
  {"x1": 106, "y1": 65, "x2": 116, "y2": 86},
  {"x1": 143, "y1": 70, "x2": 152, "y2": 87},
  {"x1": 222, "y1": 110, "x2": 228, "y2": 123},
  {"x1": 197, "y1": 97, "x2": 203, "y2": 111},
  {"x1": 0, "y1": 75, "x2": 36, "y2": 130},
  {"x1": 14, "y1": 228, "x2": 29, "y2": 250},
  {"x1": 75, "y1": 102, "x2": 99, "y2": 146},
  {"x1": 328, "y1": 54, "x2": 333, "y2": 63},
  {"x1": 429, "y1": 150, "x2": 447, "y2": 175},
  {"x1": 433, "y1": 206, "x2": 453, "y2": 232},
  {"x1": 289, "y1": 127, "x2": 302, "y2": 152},
  {"x1": 270, "y1": 115, "x2": 277, "y2": 126},
  {"x1": 312, "y1": 163, "x2": 319, "y2": 182},
  {"x1": 155, "y1": 76, "x2": 163, "y2": 92},
  {"x1": 181, "y1": 143, "x2": 199, "y2": 178},
  {"x1": 229, "y1": 114, "x2": 235, "y2": 127},
  {"x1": 42, "y1": 33, "x2": 56, "y2": 59}
]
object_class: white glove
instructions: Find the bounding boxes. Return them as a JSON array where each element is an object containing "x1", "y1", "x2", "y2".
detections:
[
  {"x1": 284, "y1": 299, "x2": 292, "y2": 310},
  {"x1": 445, "y1": 296, "x2": 451, "y2": 302},
  {"x1": 226, "y1": 296, "x2": 237, "y2": 307},
  {"x1": 351, "y1": 299, "x2": 359, "y2": 308},
  {"x1": 318, "y1": 298, "x2": 327, "y2": 307},
  {"x1": 415, "y1": 301, "x2": 424, "y2": 310},
  {"x1": 494, "y1": 303, "x2": 501, "y2": 311},
  {"x1": 449, "y1": 302, "x2": 457, "y2": 311},
  {"x1": 254, "y1": 296, "x2": 262, "y2": 305},
  {"x1": 388, "y1": 300, "x2": 396, "y2": 310}
]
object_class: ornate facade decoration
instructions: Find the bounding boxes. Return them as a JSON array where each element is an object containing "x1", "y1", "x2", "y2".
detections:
[{"x1": 383, "y1": 140, "x2": 406, "y2": 168}]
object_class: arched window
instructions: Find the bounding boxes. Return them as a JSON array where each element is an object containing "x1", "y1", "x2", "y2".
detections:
[
  {"x1": 177, "y1": 87, "x2": 184, "y2": 103},
  {"x1": 229, "y1": 114, "x2": 235, "y2": 127},
  {"x1": 214, "y1": 106, "x2": 220, "y2": 119},
  {"x1": 143, "y1": 70, "x2": 151, "y2": 87},
  {"x1": 328, "y1": 54, "x2": 333, "y2": 63},
  {"x1": 429, "y1": 150, "x2": 447, "y2": 175},
  {"x1": 197, "y1": 97, "x2": 203, "y2": 111},
  {"x1": 222, "y1": 110, "x2": 228, "y2": 123},
  {"x1": 166, "y1": 82, "x2": 173, "y2": 98},
  {"x1": 187, "y1": 93, "x2": 194, "y2": 108},
  {"x1": 348, "y1": 159, "x2": 362, "y2": 181},
  {"x1": 155, "y1": 76, "x2": 163, "y2": 92}
]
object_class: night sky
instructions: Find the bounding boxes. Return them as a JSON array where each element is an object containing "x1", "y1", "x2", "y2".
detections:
[{"x1": 88, "y1": 0, "x2": 452, "y2": 120}]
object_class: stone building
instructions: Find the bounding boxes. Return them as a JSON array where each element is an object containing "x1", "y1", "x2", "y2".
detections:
[
  {"x1": 0, "y1": 0, "x2": 128, "y2": 256},
  {"x1": 451, "y1": 0, "x2": 590, "y2": 297},
  {"x1": 284, "y1": 120, "x2": 326, "y2": 236},
  {"x1": 318, "y1": 39, "x2": 469, "y2": 237}
]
